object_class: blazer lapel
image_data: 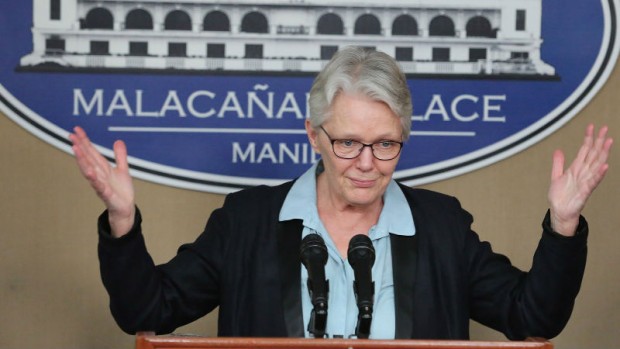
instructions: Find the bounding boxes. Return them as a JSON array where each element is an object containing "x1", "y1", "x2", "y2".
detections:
[
  {"x1": 391, "y1": 233, "x2": 418, "y2": 339},
  {"x1": 277, "y1": 219, "x2": 305, "y2": 337}
]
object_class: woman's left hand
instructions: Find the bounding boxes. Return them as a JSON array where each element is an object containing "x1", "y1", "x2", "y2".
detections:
[{"x1": 548, "y1": 124, "x2": 613, "y2": 236}]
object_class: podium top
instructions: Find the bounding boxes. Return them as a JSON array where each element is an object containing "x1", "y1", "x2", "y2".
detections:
[{"x1": 135, "y1": 333, "x2": 553, "y2": 349}]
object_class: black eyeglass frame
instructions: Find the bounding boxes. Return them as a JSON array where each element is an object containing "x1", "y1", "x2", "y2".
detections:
[{"x1": 319, "y1": 126, "x2": 403, "y2": 161}]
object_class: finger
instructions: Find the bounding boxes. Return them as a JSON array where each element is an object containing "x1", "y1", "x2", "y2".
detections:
[
  {"x1": 70, "y1": 128, "x2": 116, "y2": 188},
  {"x1": 594, "y1": 137, "x2": 614, "y2": 173},
  {"x1": 604, "y1": 136, "x2": 614, "y2": 153},
  {"x1": 72, "y1": 143, "x2": 95, "y2": 178},
  {"x1": 113, "y1": 140, "x2": 129, "y2": 172},
  {"x1": 72, "y1": 126, "x2": 86, "y2": 141},
  {"x1": 568, "y1": 131, "x2": 593, "y2": 175},
  {"x1": 73, "y1": 127, "x2": 113, "y2": 172},
  {"x1": 71, "y1": 129, "x2": 100, "y2": 175},
  {"x1": 584, "y1": 125, "x2": 608, "y2": 166},
  {"x1": 584, "y1": 132, "x2": 613, "y2": 191},
  {"x1": 551, "y1": 149, "x2": 565, "y2": 181},
  {"x1": 592, "y1": 126, "x2": 608, "y2": 158},
  {"x1": 587, "y1": 127, "x2": 613, "y2": 171},
  {"x1": 69, "y1": 127, "x2": 89, "y2": 153},
  {"x1": 597, "y1": 163, "x2": 610, "y2": 181},
  {"x1": 71, "y1": 126, "x2": 97, "y2": 160},
  {"x1": 71, "y1": 126, "x2": 94, "y2": 150},
  {"x1": 574, "y1": 124, "x2": 595, "y2": 165},
  {"x1": 73, "y1": 145, "x2": 112, "y2": 189},
  {"x1": 597, "y1": 124, "x2": 609, "y2": 141}
]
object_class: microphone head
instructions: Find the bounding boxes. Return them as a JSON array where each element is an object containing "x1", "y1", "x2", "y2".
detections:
[
  {"x1": 300, "y1": 234, "x2": 328, "y2": 267},
  {"x1": 347, "y1": 234, "x2": 375, "y2": 267}
]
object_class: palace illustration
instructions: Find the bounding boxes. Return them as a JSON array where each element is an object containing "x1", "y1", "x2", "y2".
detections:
[{"x1": 19, "y1": 0, "x2": 557, "y2": 77}]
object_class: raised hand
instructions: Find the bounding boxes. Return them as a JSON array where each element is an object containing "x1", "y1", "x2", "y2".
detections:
[
  {"x1": 548, "y1": 124, "x2": 613, "y2": 236},
  {"x1": 70, "y1": 126, "x2": 135, "y2": 237}
]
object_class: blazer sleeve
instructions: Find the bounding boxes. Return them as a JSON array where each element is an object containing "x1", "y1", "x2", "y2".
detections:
[
  {"x1": 98, "y1": 206, "x2": 227, "y2": 334},
  {"x1": 97, "y1": 182, "x2": 293, "y2": 337},
  {"x1": 467, "y1": 209, "x2": 588, "y2": 340}
]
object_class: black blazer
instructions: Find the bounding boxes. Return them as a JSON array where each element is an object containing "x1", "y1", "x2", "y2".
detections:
[{"x1": 98, "y1": 181, "x2": 587, "y2": 340}]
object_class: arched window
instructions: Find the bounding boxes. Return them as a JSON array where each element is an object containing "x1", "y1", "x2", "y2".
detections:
[
  {"x1": 429, "y1": 15, "x2": 455, "y2": 36},
  {"x1": 203, "y1": 10, "x2": 230, "y2": 31},
  {"x1": 164, "y1": 10, "x2": 192, "y2": 31},
  {"x1": 354, "y1": 14, "x2": 381, "y2": 35},
  {"x1": 241, "y1": 11, "x2": 268, "y2": 33},
  {"x1": 392, "y1": 14, "x2": 418, "y2": 36},
  {"x1": 466, "y1": 16, "x2": 494, "y2": 38},
  {"x1": 316, "y1": 13, "x2": 344, "y2": 35},
  {"x1": 83, "y1": 7, "x2": 114, "y2": 29},
  {"x1": 125, "y1": 9, "x2": 153, "y2": 30}
]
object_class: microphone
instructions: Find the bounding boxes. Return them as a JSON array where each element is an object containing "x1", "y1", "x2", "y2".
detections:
[
  {"x1": 300, "y1": 234, "x2": 329, "y2": 338},
  {"x1": 347, "y1": 234, "x2": 375, "y2": 339}
]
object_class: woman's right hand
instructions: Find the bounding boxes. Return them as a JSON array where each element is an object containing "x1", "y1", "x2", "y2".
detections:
[{"x1": 70, "y1": 126, "x2": 135, "y2": 238}]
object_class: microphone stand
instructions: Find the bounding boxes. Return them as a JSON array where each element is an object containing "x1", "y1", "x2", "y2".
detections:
[
  {"x1": 307, "y1": 287, "x2": 328, "y2": 338},
  {"x1": 301, "y1": 234, "x2": 329, "y2": 338},
  {"x1": 354, "y1": 294, "x2": 373, "y2": 339},
  {"x1": 348, "y1": 234, "x2": 375, "y2": 339}
]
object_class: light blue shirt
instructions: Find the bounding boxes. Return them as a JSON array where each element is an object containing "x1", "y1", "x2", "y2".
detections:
[{"x1": 279, "y1": 162, "x2": 416, "y2": 339}]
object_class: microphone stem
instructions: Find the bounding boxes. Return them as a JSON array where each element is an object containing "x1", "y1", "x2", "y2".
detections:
[{"x1": 354, "y1": 281, "x2": 374, "y2": 338}]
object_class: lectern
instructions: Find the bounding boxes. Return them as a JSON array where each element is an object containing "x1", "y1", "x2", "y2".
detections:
[{"x1": 135, "y1": 332, "x2": 553, "y2": 349}]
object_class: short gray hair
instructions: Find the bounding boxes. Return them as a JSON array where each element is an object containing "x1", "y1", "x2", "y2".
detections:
[{"x1": 308, "y1": 46, "x2": 413, "y2": 141}]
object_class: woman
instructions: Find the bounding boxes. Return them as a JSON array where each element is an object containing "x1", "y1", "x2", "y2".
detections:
[{"x1": 70, "y1": 46, "x2": 613, "y2": 339}]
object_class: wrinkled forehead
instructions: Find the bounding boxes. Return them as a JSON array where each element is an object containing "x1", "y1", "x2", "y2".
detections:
[{"x1": 323, "y1": 93, "x2": 402, "y2": 137}]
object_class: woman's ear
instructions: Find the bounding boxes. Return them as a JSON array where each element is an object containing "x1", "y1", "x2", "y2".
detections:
[{"x1": 305, "y1": 120, "x2": 320, "y2": 153}]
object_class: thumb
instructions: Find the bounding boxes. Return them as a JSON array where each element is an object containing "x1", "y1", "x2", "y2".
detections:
[
  {"x1": 551, "y1": 149, "x2": 565, "y2": 181},
  {"x1": 113, "y1": 140, "x2": 129, "y2": 172}
]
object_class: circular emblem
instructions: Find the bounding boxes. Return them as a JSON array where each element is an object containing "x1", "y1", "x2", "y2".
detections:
[{"x1": 1, "y1": 0, "x2": 618, "y2": 193}]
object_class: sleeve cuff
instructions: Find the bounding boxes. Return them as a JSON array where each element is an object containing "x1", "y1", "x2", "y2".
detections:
[
  {"x1": 542, "y1": 209, "x2": 589, "y2": 241},
  {"x1": 97, "y1": 206, "x2": 143, "y2": 245}
]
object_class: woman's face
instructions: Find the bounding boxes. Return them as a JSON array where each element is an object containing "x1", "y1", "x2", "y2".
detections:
[{"x1": 306, "y1": 92, "x2": 403, "y2": 209}]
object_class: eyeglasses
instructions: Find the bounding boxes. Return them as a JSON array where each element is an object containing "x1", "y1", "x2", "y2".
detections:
[{"x1": 319, "y1": 126, "x2": 403, "y2": 161}]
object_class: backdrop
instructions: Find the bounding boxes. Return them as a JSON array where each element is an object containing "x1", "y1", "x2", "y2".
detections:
[
  {"x1": 2, "y1": 2, "x2": 619, "y2": 349},
  {"x1": 0, "y1": 62, "x2": 617, "y2": 349}
]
